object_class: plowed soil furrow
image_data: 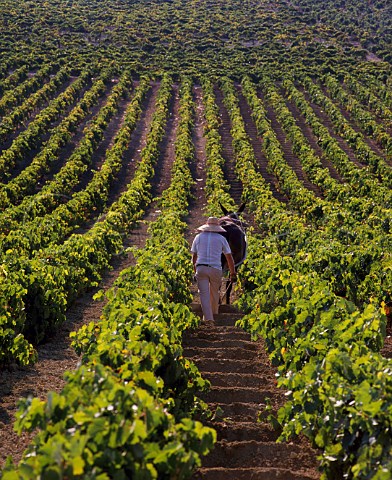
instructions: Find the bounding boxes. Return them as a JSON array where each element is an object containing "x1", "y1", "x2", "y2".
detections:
[
  {"x1": 381, "y1": 326, "x2": 392, "y2": 358},
  {"x1": 320, "y1": 86, "x2": 392, "y2": 165},
  {"x1": 184, "y1": 307, "x2": 320, "y2": 479},
  {"x1": 213, "y1": 86, "x2": 243, "y2": 205},
  {"x1": 299, "y1": 88, "x2": 366, "y2": 170},
  {"x1": 148, "y1": 84, "x2": 180, "y2": 199},
  {"x1": 196, "y1": 467, "x2": 318, "y2": 480},
  {"x1": 236, "y1": 87, "x2": 288, "y2": 204},
  {"x1": 186, "y1": 85, "x2": 208, "y2": 236},
  {"x1": 204, "y1": 372, "x2": 275, "y2": 388},
  {"x1": 279, "y1": 89, "x2": 345, "y2": 184},
  {"x1": 202, "y1": 441, "x2": 317, "y2": 469},
  {"x1": 258, "y1": 92, "x2": 323, "y2": 198}
]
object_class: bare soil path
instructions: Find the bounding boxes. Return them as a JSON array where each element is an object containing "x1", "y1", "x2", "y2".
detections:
[
  {"x1": 213, "y1": 86, "x2": 244, "y2": 205},
  {"x1": 184, "y1": 86, "x2": 320, "y2": 479},
  {"x1": 185, "y1": 85, "x2": 208, "y2": 240},
  {"x1": 184, "y1": 307, "x2": 320, "y2": 479}
]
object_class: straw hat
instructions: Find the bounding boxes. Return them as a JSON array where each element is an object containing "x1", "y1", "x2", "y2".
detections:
[{"x1": 197, "y1": 217, "x2": 226, "y2": 233}]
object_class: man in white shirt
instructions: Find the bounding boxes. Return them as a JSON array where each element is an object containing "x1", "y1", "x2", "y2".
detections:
[{"x1": 191, "y1": 217, "x2": 236, "y2": 321}]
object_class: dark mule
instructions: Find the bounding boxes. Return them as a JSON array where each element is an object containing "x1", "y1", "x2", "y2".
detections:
[{"x1": 218, "y1": 203, "x2": 247, "y2": 304}]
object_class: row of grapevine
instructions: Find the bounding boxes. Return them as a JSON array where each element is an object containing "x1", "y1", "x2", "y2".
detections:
[
  {"x1": 0, "y1": 66, "x2": 72, "y2": 142},
  {"x1": 301, "y1": 77, "x2": 392, "y2": 180},
  {"x1": 0, "y1": 63, "x2": 55, "y2": 117},
  {"x1": 214, "y1": 79, "x2": 392, "y2": 479},
  {"x1": 343, "y1": 73, "x2": 392, "y2": 122},
  {"x1": 322, "y1": 74, "x2": 392, "y2": 156},
  {"x1": 242, "y1": 77, "x2": 392, "y2": 306},
  {"x1": 282, "y1": 79, "x2": 392, "y2": 208},
  {"x1": 0, "y1": 73, "x2": 145, "y2": 253},
  {"x1": 0, "y1": 68, "x2": 92, "y2": 180},
  {"x1": 0, "y1": 75, "x2": 171, "y2": 365},
  {"x1": 258, "y1": 78, "x2": 392, "y2": 221},
  {"x1": 1, "y1": 77, "x2": 215, "y2": 479},
  {"x1": 0, "y1": 71, "x2": 390, "y2": 361},
  {"x1": 356, "y1": 74, "x2": 392, "y2": 110},
  {"x1": 221, "y1": 77, "x2": 324, "y2": 218},
  {"x1": 0, "y1": 65, "x2": 29, "y2": 97},
  {"x1": 0, "y1": 68, "x2": 115, "y2": 210}
]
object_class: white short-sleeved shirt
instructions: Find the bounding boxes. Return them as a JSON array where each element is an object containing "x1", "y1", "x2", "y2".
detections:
[{"x1": 191, "y1": 232, "x2": 232, "y2": 270}]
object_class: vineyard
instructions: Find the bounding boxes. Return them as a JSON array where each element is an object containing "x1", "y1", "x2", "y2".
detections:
[{"x1": 0, "y1": 0, "x2": 392, "y2": 478}]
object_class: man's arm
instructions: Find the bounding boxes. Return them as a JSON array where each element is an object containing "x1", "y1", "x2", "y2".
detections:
[
  {"x1": 224, "y1": 253, "x2": 236, "y2": 280},
  {"x1": 192, "y1": 252, "x2": 198, "y2": 273}
]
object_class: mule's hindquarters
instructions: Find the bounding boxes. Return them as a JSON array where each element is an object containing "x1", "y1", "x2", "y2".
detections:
[{"x1": 220, "y1": 233, "x2": 246, "y2": 305}]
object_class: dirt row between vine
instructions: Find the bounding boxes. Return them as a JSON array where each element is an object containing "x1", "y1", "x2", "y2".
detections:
[
  {"x1": 186, "y1": 86, "x2": 320, "y2": 479},
  {"x1": 185, "y1": 309, "x2": 320, "y2": 480},
  {"x1": 213, "y1": 86, "x2": 244, "y2": 205}
]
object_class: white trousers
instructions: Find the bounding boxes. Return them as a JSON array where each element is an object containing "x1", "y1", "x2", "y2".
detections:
[{"x1": 196, "y1": 265, "x2": 222, "y2": 321}]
